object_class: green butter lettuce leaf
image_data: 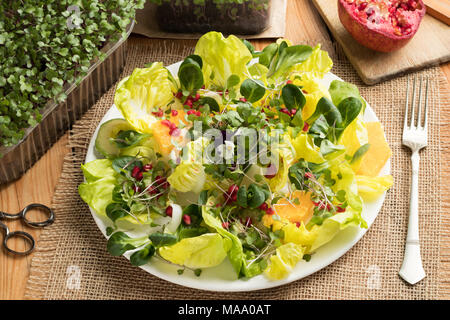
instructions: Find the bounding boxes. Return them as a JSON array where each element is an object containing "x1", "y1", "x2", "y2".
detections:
[
  {"x1": 194, "y1": 32, "x2": 252, "y2": 88},
  {"x1": 202, "y1": 206, "x2": 244, "y2": 276},
  {"x1": 329, "y1": 161, "x2": 364, "y2": 215},
  {"x1": 328, "y1": 80, "x2": 366, "y2": 111},
  {"x1": 266, "y1": 150, "x2": 289, "y2": 193},
  {"x1": 158, "y1": 233, "x2": 230, "y2": 269},
  {"x1": 294, "y1": 44, "x2": 333, "y2": 78},
  {"x1": 167, "y1": 162, "x2": 206, "y2": 193},
  {"x1": 114, "y1": 62, "x2": 175, "y2": 133},
  {"x1": 356, "y1": 175, "x2": 393, "y2": 202},
  {"x1": 282, "y1": 208, "x2": 365, "y2": 254},
  {"x1": 81, "y1": 159, "x2": 116, "y2": 183},
  {"x1": 339, "y1": 118, "x2": 369, "y2": 156},
  {"x1": 291, "y1": 133, "x2": 325, "y2": 164},
  {"x1": 248, "y1": 63, "x2": 269, "y2": 84},
  {"x1": 264, "y1": 242, "x2": 305, "y2": 280},
  {"x1": 78, "y1": 176, "x2": 116, "y2": 216}
]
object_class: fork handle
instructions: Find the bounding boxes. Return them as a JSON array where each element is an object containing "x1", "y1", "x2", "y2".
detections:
[{"x1": 399, "y1": 151, "x2": 426, "y2": 284}]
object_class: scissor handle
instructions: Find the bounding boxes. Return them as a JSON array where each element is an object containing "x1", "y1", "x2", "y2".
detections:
[
  {"x1": 3, "y1": 230, "x2": 35, "y2": 255},
  {"x1": 12, "y1": 203, "x2": 55, "y2": 228}
]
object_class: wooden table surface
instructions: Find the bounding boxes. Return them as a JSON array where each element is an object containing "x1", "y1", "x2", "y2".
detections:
[{"x1": 1, "y1": 0, "x2": 449, "y2": 300}]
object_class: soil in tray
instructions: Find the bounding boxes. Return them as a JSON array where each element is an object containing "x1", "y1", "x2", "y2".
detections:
[{"x1": 156, "y1": 0, "x2": 271, "y2": 35}]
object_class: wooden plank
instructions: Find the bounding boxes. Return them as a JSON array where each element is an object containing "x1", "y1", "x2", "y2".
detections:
[
  {"x1": 424, "y1": 0, "x2": 450, "y2": 26},
  {"x1": 312, "y1": 0, "x2": 450, "y2": 85},
  {"x1": 253, "y1": 0, "x2": 333, "y2": 52},
  {"x1": 0, "y1": 133, "x2": 69, "y2": 300}
]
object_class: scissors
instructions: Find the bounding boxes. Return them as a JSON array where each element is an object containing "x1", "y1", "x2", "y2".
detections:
[{"x1": 0, "y1": 204, "x2": 55, "y2": 255}]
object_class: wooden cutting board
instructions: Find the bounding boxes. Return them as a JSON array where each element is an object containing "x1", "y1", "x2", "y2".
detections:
[{"x1": 312, "y1": 0, "x2": 450, "y2": 85}]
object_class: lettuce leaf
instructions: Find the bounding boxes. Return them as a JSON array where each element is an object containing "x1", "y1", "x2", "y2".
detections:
[
  {"x1": 194, "y1": 32, "x2": 252, "y2": 88},
  {"x1": 158, "y1": 233, "x2": 230, "y2": 269},
  {"x1": 294, "y1": 44, "x2": 333, "y2": 78},
  {"x1": 202, "y1": 206, "x2": 244, "y2": 276},
  {"x1": 78, "y1": 176, "x2": 116, "y2": 217},
  {"x1": 167, "y1": 162, "x2": 206, "y2": 193},
  {"x1": 291, "y1": 132, "x2": 325, "y2": 164},
  {"x1": 264, "y1": 242, "x2": 304, "y2": 280},
  {"x1": 114, "y1": 62, "x2": 175, "y2": 133},
  {"x1": 81, "y1": 159, "x2": 116, "y2": 183},
  {"x1": 339, "y1": 118, "x2": 369, "y2": 164},
  {"x1": 282, "y1": 209, "x2": 365, "y2": 253},
  {"x1": 356, "y1": 175, "x2": 393, "y2": 202},
  {"x1": 328, "y1": 80, "x2": 366, "y2": 111}
]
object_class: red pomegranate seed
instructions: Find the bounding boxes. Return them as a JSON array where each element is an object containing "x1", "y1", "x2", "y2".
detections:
[
  {"x1": 131, "y1": 166, "x2": 142, "y2": 180},
  {"x1": 265, "y1": 207, "x2": 275, "y2": 215},
  {"x1": 222, "y1": 221, "x2": 230, "y2": 229},
  {"x1": 239, "y1": 97, "x2": 247, "y2": 102},
  {"x1": 147, "y1": 186, "x2": 157, "y2": 194},
  {"x1": 302, "y1": 122, "x2": 309, "y2": 132},
  {"x1": 259, "y1": 202, "x2": 268, "y2": 211},
  {"x1": 195, "y1": 111, "x2": 201, "y2": 117},
  {"x1": 304, "y1": 172, "x2": 314, "y2": 179},
  {"x1": 152, "y1": 110, "x2": 163, "y2": 117},
  {"x1": 185, "y1": 99, "x2": 193, "y2": 107},
  {"x1": 143, "y1": 164, "x2": 153, "y2": 172},
  {"x1": 337, "y1": 206, "x2": 346, "y2": 213},
  {"x1": 227, "y1": 185, "x2": 239, "y2": 195},
  {"x1": 183, "y1": 214, "x2": 191, "y2": 225},
  {"x1": 313, "y1": 201, "x2": 327, "y2": 210},
  {"x1": 280, "y1": 108, "x2": 290, "y2": 115},
  {"x1": 170, "y1": 128, "x2": 180, "y2": 137},
  {"x1": 187, "y1": 109, "x2": 195, "y2": 115},
  {"x1": 290, "y1": 109, "x2": 297, "y2": 115},
  {"x1": 286, "y1": 80, "x2": 293, "y2": 84},
  {"x1": 165, "y1": 206, "x2": 173, "y2": 217},
  {"x1": 171, "y1": 109, "x2": 178, "y2": 116},
  {"x1": 231, "y1": 194, "x2": 237, "y2": 202},
  {"x1": 161, "y1": 119, "x2": 171, "y2": 127},
  {"x1": 175, "y1": 91, "x2": 183, "y2": 99},
  {"x1": 194, "y1": 93, "x2": 200, "y2": 101},
  {"x1": 295, "y1": 222, "x2": 301, "y2": 227}
]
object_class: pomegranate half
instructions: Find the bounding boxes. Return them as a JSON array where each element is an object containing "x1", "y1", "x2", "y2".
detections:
[{"x1": 338, "y1": 0, "x2": 426, "y2": 52}]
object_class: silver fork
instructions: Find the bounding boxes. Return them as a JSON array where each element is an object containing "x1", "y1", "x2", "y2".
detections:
[{"x1": 399, "y1": 76, "x2": 428, "y2": 285}]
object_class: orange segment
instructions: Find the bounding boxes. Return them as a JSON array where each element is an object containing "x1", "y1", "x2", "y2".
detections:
[
  {"x1": 263, "y1": 191, "x2": 315, "y2": 228},
  {"x1": 150, "y1": 121, "x2": 173, "y2": 155},
  {"x1": 357, "y1": 122, "x2": 392, "y2": 177},
  {"x1": 150, "y1": 110, "x2": 187, "y2": 156},
  {"x1": 170, "y1": 109, "x2": 188, "y2": 126}
]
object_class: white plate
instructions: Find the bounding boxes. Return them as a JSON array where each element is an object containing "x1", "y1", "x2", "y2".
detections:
[{"x1": 84, "y1": 61, "x2": 390, "y2": 292}]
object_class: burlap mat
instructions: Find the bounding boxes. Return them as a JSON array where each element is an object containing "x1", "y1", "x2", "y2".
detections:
[{"x1": 25, "y1": 37, "x2": 450, "y2": 299}]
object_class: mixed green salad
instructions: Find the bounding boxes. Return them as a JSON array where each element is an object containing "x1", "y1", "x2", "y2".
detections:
[{"x1": 79, "y1": 32, "x2": 393, "y2": 280}]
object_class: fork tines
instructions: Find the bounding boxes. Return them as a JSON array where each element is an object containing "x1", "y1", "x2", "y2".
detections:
[{"x1": 404, "y1": 76, "x2": 429, "y2": 131}]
